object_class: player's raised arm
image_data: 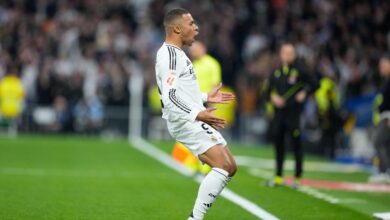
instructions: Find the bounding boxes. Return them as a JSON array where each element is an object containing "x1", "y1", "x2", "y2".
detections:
[{"x1": 206, "y1": 83, "x2": 235, "y2": 104}]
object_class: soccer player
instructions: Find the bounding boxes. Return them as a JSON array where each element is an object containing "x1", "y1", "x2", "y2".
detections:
[{"x1": 155, "y1": 8, "x2": 237, "y2": 220}]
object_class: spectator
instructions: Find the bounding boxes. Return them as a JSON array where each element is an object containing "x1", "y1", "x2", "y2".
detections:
[
  {"x1": 50, "y1": 95, "x2": 71, "y2": 132},
  {"x1": 0, "y1": 0, "x2": 388, "y2": 142}
]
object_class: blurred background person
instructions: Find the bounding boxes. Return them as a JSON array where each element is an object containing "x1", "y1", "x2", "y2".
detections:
[
  {"x1": 189, "y1": 41, "x2": 221, "y2": 94},
  {"x1": 0, "y1": 64, "x2": 25, "y2": 137},
  {"x1": 189, "y1": 41, "x2": 236, "y2": 127},
  {"x1": 50, "y1": 95, "x2": 72, "y2": 132},
  {"x1": 73, "y1": 96, "x2": 104, "y2": 133},
  {"x1": 315, "y1": 76, "x2": 343, "y2": 159},
  {"x1": 265, "y1": 43, "x2": 318, "y2": 187},
  {"x1": 369, "y1": 53, "x2": 390, "y2": 183}
]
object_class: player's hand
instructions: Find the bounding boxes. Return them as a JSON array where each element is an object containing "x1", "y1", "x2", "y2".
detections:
[
  {"x1": 207, "y1": 83, "x2": 235, "y2": 104},
  {"x1": 196, "y1": 107, "x2": 226, "y2": 129},
  {"x1": 271, "y1": 94, "x2": 285, "y2": 108},
  {"x1": 295, "y1": 90, "x2": 307, "y2": 103}
]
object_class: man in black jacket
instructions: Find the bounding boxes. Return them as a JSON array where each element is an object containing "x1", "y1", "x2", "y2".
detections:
[
  {"x1": 370, "y1": 53, "x2": 390, "y2": 183},
  {"x1": 265, "y1": 43, "x2": 318, "y2": 186}
]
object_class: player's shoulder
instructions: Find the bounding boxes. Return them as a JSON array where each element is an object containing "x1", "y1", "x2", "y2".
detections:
[
  {"x1": 158, "y1": 43, "x2": 182, "y2": 52},
  {"x1": 165, "y1": 44, "x2": 182, "y2": 53},
  {"x1": 157, "y1": 43, "x2": 182, "y2": 58},
  {"x1": 156, "y1": 44, "x2": 168, "y2": 58},
  {"x1": 159, "y1": 43, "x2": 186, "y2": 69}
]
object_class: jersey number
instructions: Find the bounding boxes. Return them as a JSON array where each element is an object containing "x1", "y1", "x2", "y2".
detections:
[{"x1": 201, "y1": 123, "x2": 213, "y2": 134}]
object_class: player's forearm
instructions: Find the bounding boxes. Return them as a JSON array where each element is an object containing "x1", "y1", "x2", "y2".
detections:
[{"x1": 162, "y1": 95, "x2": 202, "y2": 122}]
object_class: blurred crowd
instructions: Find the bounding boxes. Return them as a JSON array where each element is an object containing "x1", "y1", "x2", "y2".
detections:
[{"x1": 0, "y1": 0, "x2": 389, "y2": 134}]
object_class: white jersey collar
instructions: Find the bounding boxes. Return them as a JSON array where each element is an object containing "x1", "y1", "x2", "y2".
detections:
[{"x1": 164, "y1": 42, "x2": 183, "y2": 51}]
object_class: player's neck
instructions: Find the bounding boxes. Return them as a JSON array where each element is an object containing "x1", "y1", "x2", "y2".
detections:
[{"x1": 165, "y1": 38, "x2": 182, "y2": 49}]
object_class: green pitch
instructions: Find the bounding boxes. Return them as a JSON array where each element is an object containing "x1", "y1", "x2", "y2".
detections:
[{"x1": 0, "y1": 135, "x2": 389, "y2": 220}]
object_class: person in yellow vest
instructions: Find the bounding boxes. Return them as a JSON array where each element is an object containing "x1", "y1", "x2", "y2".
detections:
[
  {"x1": 0, "y1": 71, "x2": 25, "y2": 119},
  {"x1": 189, "y1": 41, "x2": 236, "y2": 126},
  {"x1": 315, "y1": 77, "x2": 342, "y2": 159},
  {"x1": 189, "y1": 41, "x2": 221, "y2": 93},
  {"x1": 0, "y1": 68, "x2": 25, "y2": 137}
]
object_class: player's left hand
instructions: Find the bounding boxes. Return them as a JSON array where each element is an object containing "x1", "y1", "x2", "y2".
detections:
[
  {"x1": 295, "y1": 90, "x2": 307, "y2": 103},
  {"x1": 207, "y1": 83, "x2": 235, "y2": 104}
]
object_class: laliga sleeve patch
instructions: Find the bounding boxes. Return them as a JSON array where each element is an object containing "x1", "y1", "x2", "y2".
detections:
[{"x1": 167, "y1": 71, "x2": 176, "y2": 86}]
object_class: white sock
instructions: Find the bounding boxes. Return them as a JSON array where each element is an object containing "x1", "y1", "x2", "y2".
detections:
[{"x1": 191, "y1": 168, "x2": 230, "y2": 220}]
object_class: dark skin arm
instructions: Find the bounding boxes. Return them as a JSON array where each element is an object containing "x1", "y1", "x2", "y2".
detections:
[{"x1": 196, "y1": 83, "x2": 235, "y2": 129}]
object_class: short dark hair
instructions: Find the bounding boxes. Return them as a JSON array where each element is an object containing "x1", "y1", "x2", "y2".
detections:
[
  {"x1": 163, "y1": 8, "x2": 189, "y2": 28},
  {"x1": 280, "y1": 42, "x2": 294, "y2": 49},
  {"x1": 381, "y1": 52, "x2": 390, "y2": 60}
]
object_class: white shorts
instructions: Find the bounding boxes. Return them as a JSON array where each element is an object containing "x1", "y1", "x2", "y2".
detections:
[{"x1": 167, "y1": 120, "x2": 227, "y2": 156}]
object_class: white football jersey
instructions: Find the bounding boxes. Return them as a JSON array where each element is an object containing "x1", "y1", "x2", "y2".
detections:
[{"x1": 155, "y1": 43, "x2": 207, "y2": 123}]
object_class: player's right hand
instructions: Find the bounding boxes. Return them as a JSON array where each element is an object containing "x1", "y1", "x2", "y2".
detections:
[
  {"x1": 196, "y1": 107, "x2": 226, "y2": 129},
  {"x1": 271, "y1": 94, "x2": 286, "y2": 108}
]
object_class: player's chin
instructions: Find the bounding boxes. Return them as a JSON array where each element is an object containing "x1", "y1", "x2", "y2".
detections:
[{"x1": 186, "y1": 38, "x2": 196, "y2": 46}]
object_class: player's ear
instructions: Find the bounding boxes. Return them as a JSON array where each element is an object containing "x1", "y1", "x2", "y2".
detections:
[{"x1": 173, "y1": 24, "x2": 181, "y2": 34}]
